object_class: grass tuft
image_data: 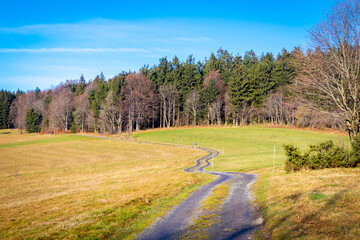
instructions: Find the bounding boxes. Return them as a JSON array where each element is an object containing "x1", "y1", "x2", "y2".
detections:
[{"x1": 309, "y1": 192, "x2": 328, "y2": 201}]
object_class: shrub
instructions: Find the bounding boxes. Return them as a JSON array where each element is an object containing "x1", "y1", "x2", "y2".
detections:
[
  {"x1": 70, "y1": 122, "x2": 77, "y2": 133},
  {"x1": 283, "y1": 144, "x2": 307, "y2": 172},
  {"x1": 284, "y1": 139, "x2": 360, "y2": 172},
  {"x1": 351, "y1": 136, "x2": 360, "y2": 163}
]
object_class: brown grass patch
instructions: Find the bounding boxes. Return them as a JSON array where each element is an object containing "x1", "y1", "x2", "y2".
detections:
[
  {"x1": 0, "y1": 133, "x2": 213, "y2": 239},
  {"x1": 250, "y1": 167, "x2": 360, "y2": 239},
  {"x1": 0, "y1": 129, "x2": 53, "y2": 144}
]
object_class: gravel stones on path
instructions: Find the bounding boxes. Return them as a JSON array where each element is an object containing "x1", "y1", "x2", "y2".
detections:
[{"x1": 137, "y1": 148, "x2": 262, "y2": 240}]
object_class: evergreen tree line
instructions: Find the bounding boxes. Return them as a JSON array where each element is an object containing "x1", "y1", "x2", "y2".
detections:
[
  {"x1": 1, "y1": 48, "x2": 345, "y2": 133},
  {"x1": 0, "y1": 89, "x2": 22, "y2": 129}
]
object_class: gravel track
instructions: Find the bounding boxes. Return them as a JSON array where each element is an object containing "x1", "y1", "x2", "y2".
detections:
[
  {"x1": 81, "y1": 135, "x2": 261, "y2": 239},
  {"x1": 137, "y1": 147, "x2": 262, "y2": 240}
]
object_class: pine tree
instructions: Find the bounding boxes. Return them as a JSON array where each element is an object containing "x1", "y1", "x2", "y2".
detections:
[
  {"x1": 25, "y1": 108, "x2": 42, "y2": 133},
  {"x1": 272, "y1": 49, "x2": 295, "y2": 87},
  {"x1": 75, "y1": 74, "x2": 87, "y2": 96},
  {"x1": 0, "y1": 90, "x2": 16, "y2": 129},
  {"x1": 180, "y1": 55, "x2": 201, "y2": 103}
]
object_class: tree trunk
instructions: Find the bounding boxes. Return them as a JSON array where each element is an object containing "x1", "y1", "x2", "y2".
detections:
[
  {"x1": 65, "y1": 115, "x2": 68, "y2": 132},
  {"x1": 163, "y1": 102, "x2": 167, "y2": 128},
  {"x1": 81, "y1": 119, "x2": 84, "y2": 133},
  {"x1": 193, "y1": 108, "x2": 197, "y2": 126},
  {"x1": 128, "y1": 106, "x2": 132, "y2": 133},
  {"x1": 152, "y1": 108, "x2": 155, "y2": 129},
  {"x1": 347, "y1": 118, "x2": 360, "y2": 141},
  {"x1": 136, "y1": 120, "x2": 140, "y2": 132},
  {"x1": 118, "y1": 113, "x2": 122, "y2": 134},
  {"x1": 160, "y1": 103, "x2": 163, "y2": 128},
  {"x1": 217, "y1": 107, "x2": 221, "y2": 126},
  {"x1": 167, "y1": 102, "x2": 171, "y2": 128},
  {"x1": 172, "y1": 101, "x2": 176, "y2": 127}
]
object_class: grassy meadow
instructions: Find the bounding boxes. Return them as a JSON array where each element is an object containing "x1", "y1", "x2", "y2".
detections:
[
  {"x1": 132, "y1": 126, "x2": 350, "y2": 172},
  {"x1": 134, "y1": 126, "x2": 360, "y2": 239},
  {"x1": 1, "y1": 126, "x2": 359, "y2": 239},
  {"x1": 0, "y1": 129, "x2": 213, "y2": 239}
]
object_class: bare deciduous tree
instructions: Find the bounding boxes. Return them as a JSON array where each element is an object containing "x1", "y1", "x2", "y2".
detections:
[
  {"x1": 159, "y1": 84, "x2": 179, "y2": 128},
  {"x1": 123, "y1": 73, "x2": 157, "y2": 132},
  {"x1": 294, "y1": 0, "x2": 360, "y2": 140},
  {"x1": 185, "y1": 90, "x2": 201, "y2": 126},
  {"x1": 203, "y1": 70, "x2": 226, "y2": 125},
  {"x1": 209, "y1": 99, "x2": 222, "y2": 125},
  {"x1": 99, "y1": 91, "x2": 122, "y2": 134},
  {"x1": 74, "y1": 93, "x2": 89, "y2": 132},
  {"x1": 49, "y1": 87, "x2": 74, "y2": 131},
  {"x1": 264, "y1": 88, "x2": 284, "y2": 124},
  {"x1": 283, "y1": 101, "x2": 297, "y2": 126},
  {"x1": 10, "y1": 91, "x2": 37, "y2": 133}
]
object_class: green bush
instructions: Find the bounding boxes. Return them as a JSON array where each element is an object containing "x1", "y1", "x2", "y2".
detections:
[
  {"x1": 284, "y1": 139, "x2": 360, "y2": 172},
  {"x1": 284, "y1": 144, "x2": 307, "y2": 172},
  {"x1": 70, "y1": 122, "x2": 77, "y2": 133},
  {"x1": 351, "y1": 136, "x2": 360, "y2": 162}
]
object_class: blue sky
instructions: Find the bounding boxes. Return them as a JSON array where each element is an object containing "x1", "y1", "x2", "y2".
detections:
[{"x1": 1, "y1": 0, "x2": 336, "y2": 92}]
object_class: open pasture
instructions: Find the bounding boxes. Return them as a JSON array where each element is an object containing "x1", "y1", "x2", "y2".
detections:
[
  {"x1": 133, "y1": 126, "x2": 350, "y2": 171},
  {"x1": 1, "y1": 126, "x2": 357, "y2": 240},
  {"x1": 0, "y1": 131, "x2": 212, "y2": 239},
  {"x1": 134, "y1": 126, "x2": 360, "y2": 239}
]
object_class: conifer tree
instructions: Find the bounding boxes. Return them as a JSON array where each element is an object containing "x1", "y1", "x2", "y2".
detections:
[{"x1": 25, "y1": 108, "x2": 42, "y2": 133}]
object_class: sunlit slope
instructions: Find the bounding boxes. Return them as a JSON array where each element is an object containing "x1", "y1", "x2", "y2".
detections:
[
  {"x1": 0, "y1": 131, "x2": 212, "y2": 239},
  {"x1": 133, "y1": 126, "x2": 349, "y2": 171}
]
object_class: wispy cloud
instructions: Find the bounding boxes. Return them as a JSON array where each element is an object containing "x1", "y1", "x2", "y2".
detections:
[
  {"x1": 0, "y1": 47, "x2": 148, "y2": 53},
  {"x1": 0, "y1": 19, "x2": 219, "y2": 91},
  {"x1": 0, "y1": 19, "x2": 145, "y2": 37},
  {"x1": 152, "y1": 48, "x2": 173, "y2": 52},
  {"x1": 0, "y1": 19, "x2": 213, "y2": 46},
  {"x1": 175, "y1": 37, "x2": 213, "y2": 42}
]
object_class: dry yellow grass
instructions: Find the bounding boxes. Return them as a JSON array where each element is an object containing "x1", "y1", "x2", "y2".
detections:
[
  {"x1": 0, "y1": 132, "x2": 213, "y2": 239},
  {"x1": 251, "y1": 167, "x2": 360, "y2": 239},
  {"x1": 0, "y1": 129, "x2": 53, "y2": 144}
]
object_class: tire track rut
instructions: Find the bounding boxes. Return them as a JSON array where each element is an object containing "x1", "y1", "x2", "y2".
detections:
[
  {"x1": 81, "y1": 135, "x2": 262, "y2": 239},
  {"x1": 137, "y1": 147, "x2": 262, "y2": 240}
]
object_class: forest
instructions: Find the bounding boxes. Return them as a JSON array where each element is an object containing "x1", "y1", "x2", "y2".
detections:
[
  {"x1": 0, "y1": 47, "x2": 348, "y2": 135},
  {"x1": 1, "y1": 0, "x2": 359, "y2": 142}
]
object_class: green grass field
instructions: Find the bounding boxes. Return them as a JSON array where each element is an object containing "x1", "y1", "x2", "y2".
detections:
[
  {"x1": 132, "y1": 126, "x2": 350, "y2": 171},
  {"x1": 134, "y1": 126, "x2": 360, "y2": 239},
  {"x1": 1, "y1": 126, "x2": 358, "y2": 239},
  {"x1": 0, "y1": 130, "x2": 213, "y2": 239}
]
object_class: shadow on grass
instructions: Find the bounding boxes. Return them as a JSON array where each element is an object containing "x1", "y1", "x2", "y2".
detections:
[
  {"x1": 1, "y1": 132, "x2": 11, "y2": 134},
  {"x1": 284, "y1": 192, "x2": 302, "y2": 202},
  {"x1": 277, "y1": 189, "x2": 349, "y2": 240},
  {"x1": 223, "y1": 225, "x2": 257, "y2": 240}
]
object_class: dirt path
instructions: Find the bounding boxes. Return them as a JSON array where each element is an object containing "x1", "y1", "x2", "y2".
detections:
[
  {"x1": 81, "y1": 135, "x2": 262, "y2": 239},
  {"x1": 137, "y1": 147, "x2": 262, "y2": 240}
]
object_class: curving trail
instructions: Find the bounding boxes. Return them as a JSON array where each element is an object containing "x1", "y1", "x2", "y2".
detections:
[
  {"x1": 137, "y1": 147, "x2": 262, "y2": 240},
  {"x1": 80, "y1": 135, "x2": 261, "y2": 239}
]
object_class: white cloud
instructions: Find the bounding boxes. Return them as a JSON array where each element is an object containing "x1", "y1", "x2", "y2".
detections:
[
  {"x1": 152, "y1": 48, "x2": 173, "y2": 52},
  {"x1": 175, "y1": 37, "x2": 213, "y2": 42},
  {"x1": 0, "y1": 47, "x2": 148, "y2": 53},
  {"x1": 0, "y1": 19, "x2": 213, "y2": 46}
]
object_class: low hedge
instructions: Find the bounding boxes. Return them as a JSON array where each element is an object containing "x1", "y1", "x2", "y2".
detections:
[{"x1": 284, "y1": 137, "x2": 360, "y2": 172}]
